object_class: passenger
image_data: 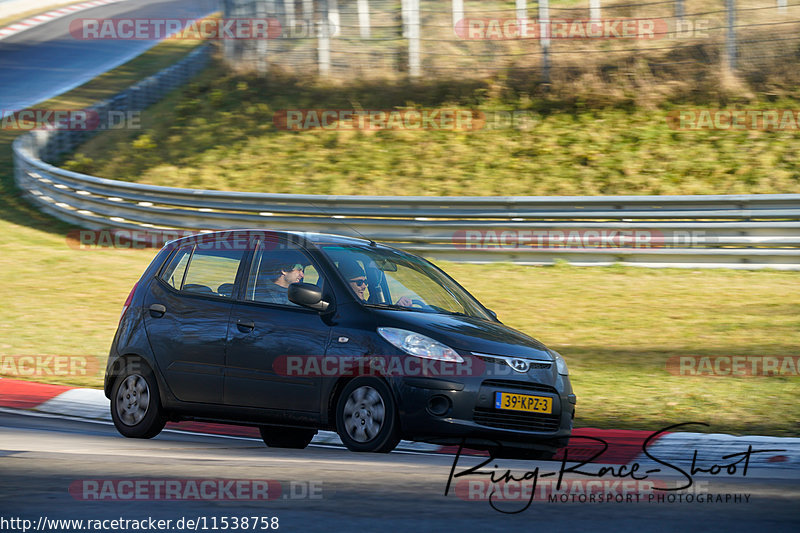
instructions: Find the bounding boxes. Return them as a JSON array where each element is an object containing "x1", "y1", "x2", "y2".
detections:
[{"x1": 255, "y1": 261, "x2": 305, "y2": 305}]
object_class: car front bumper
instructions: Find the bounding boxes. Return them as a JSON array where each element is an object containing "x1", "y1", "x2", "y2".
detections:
[{"x1": 392, "y1": 366, "x2": 575, "y2": 450}]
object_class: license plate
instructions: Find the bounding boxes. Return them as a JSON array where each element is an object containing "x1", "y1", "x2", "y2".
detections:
[{"x1": 495, "y1": 392, "x2": 552, "y2": 414}]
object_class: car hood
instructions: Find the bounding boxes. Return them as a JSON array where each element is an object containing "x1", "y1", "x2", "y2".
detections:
[{"x1": 371, "y1": 308, "x2": 552, "y2": 360}]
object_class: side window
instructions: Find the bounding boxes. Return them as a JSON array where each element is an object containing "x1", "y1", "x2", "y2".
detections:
[
  {"x1": 181, "y1": 247, "x2": 244, "y2": 298},
  {"x1": 245, "y1": 241, "x2": 317, "y2": 307},
  {"x1": 160, "y1": 245, "x2": 193, "y2": 290}
]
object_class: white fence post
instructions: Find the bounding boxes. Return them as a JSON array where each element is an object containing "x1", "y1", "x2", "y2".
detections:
[
  {"x1": 401, "y1": 0, "x2": 409, "y2": 38},
  {"x1": 452, "y1": 0, "x2": 463, "y2": 31},
  {"x1": 516, "y1": 0, "x2": 527, "y2": 39},
  {"x1": 590, "y1": 0, "x2": 601, "y2": 21},
  {"x1": 284, "y1": 0, "x2": 295, "y2": 28},
  {"x1": 318, "y1": 0, "x2": 331, "y2": 76},
  {"x1": 408, "y1": 0, "x2": 420, "y2": 77},
  {"x1": 328, "y1": 0, "x2": 339, "y2": 35},
  {"x1": 539, "y1": 0, "x2": 550, "y2": 82},
  {"x1": 358, "y1": 0, "x2": 371, "y2": 38},
  {"x1": 257, "y1": 0, "x2": 269, "y2": 74},
  {"x1": 726, "y1": 0, "x2": 736, "y2": 71},
  {"x1": 223, "y1": 0, "x2": 234, "y2": 62},
  {"x1": 778, "y1": 0, "x2": 787, "y2": 14}
]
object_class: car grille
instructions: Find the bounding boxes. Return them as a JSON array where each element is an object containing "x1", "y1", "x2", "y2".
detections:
[
  {"x1": 473, "y1": 354, "x2": 552, "y2": 370},
  {"x1": 473, "y1": 407, "x2": 562, "y2": 432},
  {"x1": 482, "y1": 379, "x2": 558, "y2": 395}
]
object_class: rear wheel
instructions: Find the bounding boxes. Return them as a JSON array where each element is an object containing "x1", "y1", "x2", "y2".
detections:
[
  {"x1": 335, "y1": 378, "x2": 400, "y2": 453},
  {"x1": 259, "y1": 425, "x2": 317, "y2": 449},
  {"x1": 110, "y1": 359, "x2": 166, "y2": 439}
]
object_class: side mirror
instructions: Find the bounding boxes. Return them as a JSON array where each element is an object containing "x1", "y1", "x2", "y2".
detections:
[
  {"x1": 487, "y1": 309, "x2": 499, "y2": 321},
  {"x1": 288, "y1": 282, "x2": 330, "y2": 312}
]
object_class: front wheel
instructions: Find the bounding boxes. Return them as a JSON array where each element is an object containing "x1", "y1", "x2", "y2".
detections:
[
  {"x1": 110, "y1": 359, "x2": 166, "y2": 439},
  {"x1": 259, "y1": 425, "x2": 317, "y2": 449},
  {"x1": 335, "y1": 378, "x2": 400, "y2": 453}
]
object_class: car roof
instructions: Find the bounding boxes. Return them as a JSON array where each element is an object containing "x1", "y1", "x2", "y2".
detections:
[{"x1": 165, "y1": 229, "x2": 375, "y2": 249}]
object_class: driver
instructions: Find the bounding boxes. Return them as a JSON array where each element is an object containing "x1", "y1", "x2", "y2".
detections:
[{"x1": 338, "y1": 259, "x2": 412, "y2": 307}]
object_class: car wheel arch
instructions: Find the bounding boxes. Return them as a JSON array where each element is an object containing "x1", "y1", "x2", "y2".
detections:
[{"x1": 107, "y1": 353, "x2": 168, "y2": 407}]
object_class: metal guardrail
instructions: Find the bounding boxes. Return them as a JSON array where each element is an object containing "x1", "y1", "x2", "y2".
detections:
[{"x1": 11, "y1": 44, "x2": 800, "y2": 269}]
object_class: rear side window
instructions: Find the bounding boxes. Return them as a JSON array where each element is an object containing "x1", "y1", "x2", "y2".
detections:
[
  {"x1": 183, "y1": 248, "x2": 244, "y2": 297},
  {"x1": 160, "y1": 244, "x2": 244, "y2": 298},
  {"x1": 160, "y1": 245, "x2": 192, "y2": 290}
]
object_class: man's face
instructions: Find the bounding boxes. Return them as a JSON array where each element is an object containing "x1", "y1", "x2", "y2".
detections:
[
  {"x1": 349, "y1": 276, "x2": 367, "y2": 300},
  {"x1": 284, "y1": 264, "x2": 305, "y2": 284}
]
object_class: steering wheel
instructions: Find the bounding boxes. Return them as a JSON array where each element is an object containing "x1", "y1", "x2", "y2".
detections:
[{"x1": 410, "y1": 298, "x2": 431, "y2": 309}]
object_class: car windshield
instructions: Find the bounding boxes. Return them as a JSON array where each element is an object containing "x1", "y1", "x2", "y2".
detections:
[{"x1": 320, "y1": 244, "x2": 492, "y2": 320}]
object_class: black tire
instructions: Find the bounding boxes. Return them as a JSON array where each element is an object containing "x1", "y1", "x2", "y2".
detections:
[
  {"x1": 259, "y1": 425, "x2": 317, "y2": 449},
  {"x1": 335, "y1": 378, "x2": 400, "y2": 453},
  {"x1": 110, "y1": 358, "x2": 166, "y2": 439}
]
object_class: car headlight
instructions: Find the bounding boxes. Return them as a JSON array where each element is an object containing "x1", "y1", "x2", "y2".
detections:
[
  {"x1": 550, "y1": 349, "x2": 569, "y2": 376},
  {"x1": 377, "y1": 327, "x2": 464, "y2": 363}
]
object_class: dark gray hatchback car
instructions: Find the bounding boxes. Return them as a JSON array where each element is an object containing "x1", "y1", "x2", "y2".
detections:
[{"x1": 105, "y1": 230, "x2": 575, "y2": 457}]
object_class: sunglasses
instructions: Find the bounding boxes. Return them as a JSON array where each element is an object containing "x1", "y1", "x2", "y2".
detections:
[{"x1": 349, "y1": 278, "x2": 367, "y2": 287}]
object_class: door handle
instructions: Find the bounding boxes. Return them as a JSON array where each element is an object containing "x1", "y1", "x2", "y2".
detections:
[
  {"x1": 236, "y1": 318, "x2": 255, "y2": 332},
  {"x1": 149, "y1": 303, "x2": 166, "y2": 317}
]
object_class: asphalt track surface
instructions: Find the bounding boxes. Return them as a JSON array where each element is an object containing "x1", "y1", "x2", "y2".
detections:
[
  {"x1": 1, "y1": 411, "x2": 798, "y2": 532},
  {"x1": 0, "y1": 0, "x2": 217, "y2": 112}
]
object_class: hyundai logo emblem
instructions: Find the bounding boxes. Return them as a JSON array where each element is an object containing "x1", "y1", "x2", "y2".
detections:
[{"x1": 509, "y1": 359, "x2": 529, "y2": 373}]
